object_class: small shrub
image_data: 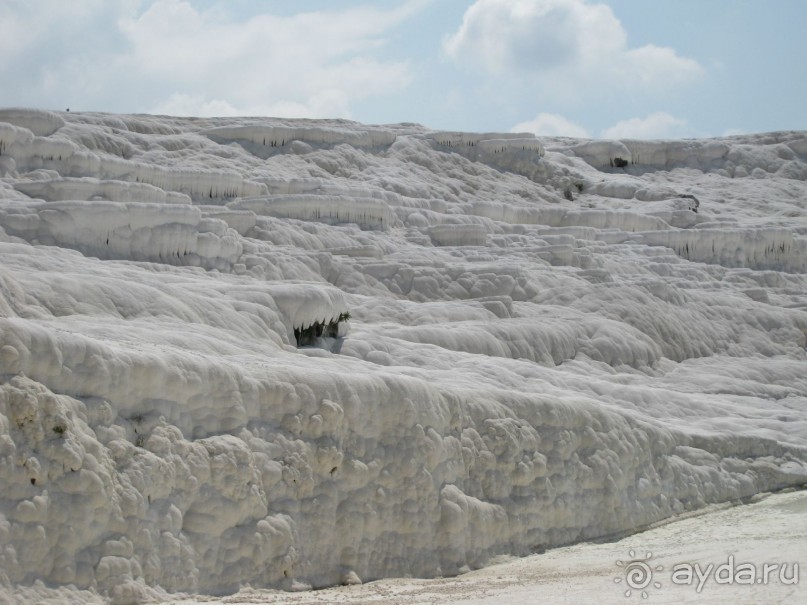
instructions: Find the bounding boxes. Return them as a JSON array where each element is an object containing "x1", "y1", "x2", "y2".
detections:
[{"x1": 52, "y1": 425, "x2": 66, "y2": 435}]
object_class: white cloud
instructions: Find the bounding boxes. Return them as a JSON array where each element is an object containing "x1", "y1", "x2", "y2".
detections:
[
  {"x1": 151, "y1": 90, "x2": 353, "y2": 120},
  {"x1": 444, "y1": 0, "x2": 703, "y2": 96},
  {"x1": 0, "y1": 0, "x2": 423, "y2": 118},
  {"x1": 512, "y1": 113, "x2": 589, "y2": 138},
  {"x1": 120, "y1": 0, "x2": 422, "y2": 118},
  {"x1": 149, "y1": 94, "x2": 240, "y2": 118},
  {"x1": 600, "y1": 112, "x2": 691, "y2": 139},
  {"x1": 0, "y1": 0, "x2": 139, "y2": 64}
]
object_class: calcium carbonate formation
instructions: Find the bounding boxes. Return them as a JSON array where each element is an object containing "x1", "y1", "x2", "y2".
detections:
[{"x1": 0, "y1": 108, "x2": 806, "y2": 604}]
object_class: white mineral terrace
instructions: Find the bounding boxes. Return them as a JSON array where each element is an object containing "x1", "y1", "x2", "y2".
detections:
[{"x1": 0, "y1": 108, "x2": 805, "y2": 604}]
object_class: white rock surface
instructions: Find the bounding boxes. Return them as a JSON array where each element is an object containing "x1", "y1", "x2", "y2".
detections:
[
  {"x1": 145, "y1": 489, "x2": 807, "y2": 605},
  {"x1": 0, "y1": 110, "x2": 806, "y2": 604}
]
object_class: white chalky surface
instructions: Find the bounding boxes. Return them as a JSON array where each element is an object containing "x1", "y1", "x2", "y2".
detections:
[
  {"x1": 152, "y1": 489, "x2": 807, "y2": 605},
  {"x1": 0, "y1": 108, "x2": 806, "y2": 604}
]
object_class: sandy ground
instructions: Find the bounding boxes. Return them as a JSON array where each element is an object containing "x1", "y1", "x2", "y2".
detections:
[{"x1": 155, "y1": 488, "x2": 806, "y2": 605}]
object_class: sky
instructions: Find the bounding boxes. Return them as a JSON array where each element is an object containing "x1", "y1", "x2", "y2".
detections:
[{"x1": 1, "y1": 0, "x2": 805, "y2": 139}]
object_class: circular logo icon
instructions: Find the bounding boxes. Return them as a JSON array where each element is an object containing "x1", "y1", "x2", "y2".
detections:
[
  {"x1": 624, "y1": 560, "x2": 653, "y2": 590},
  {"x1": 615, "y1": 550, "x2": 663, "y2": 598}
]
